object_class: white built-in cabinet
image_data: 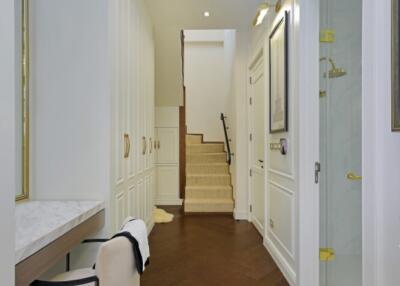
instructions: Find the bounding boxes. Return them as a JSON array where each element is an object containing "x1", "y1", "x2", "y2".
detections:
[
  {"x1": 110, "y1": 0, "x2": 155, "y2": 233},
  {"x1": 154, "y1": 107, "x2": 182, "y2": 206}
]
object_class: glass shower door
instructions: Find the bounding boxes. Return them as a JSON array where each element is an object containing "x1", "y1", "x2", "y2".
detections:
[{"x1": 319, "y1": 0, "x2": 362, "y2": 285}]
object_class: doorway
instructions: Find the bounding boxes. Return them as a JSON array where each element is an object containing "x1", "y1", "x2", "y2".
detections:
[
  {"x1": 249, "y1": 52, "x2": 265, "y2": 235},
  {"x1": 319, "y1": 0, "x2": 362, "y2": 285}
]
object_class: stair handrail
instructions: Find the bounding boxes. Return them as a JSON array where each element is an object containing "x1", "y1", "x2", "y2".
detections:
[{"x1": 220, "y1": 113, "x2": 232, "y2": 165}]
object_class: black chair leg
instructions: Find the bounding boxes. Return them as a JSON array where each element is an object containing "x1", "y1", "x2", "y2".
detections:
[{"x1": 66, "y1": 253, "x2": 70, "y2": 272}]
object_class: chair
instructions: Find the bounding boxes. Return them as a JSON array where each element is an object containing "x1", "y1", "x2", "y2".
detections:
[{"x1": 31, "y1": 237, "x2": 140, "y2": 286}]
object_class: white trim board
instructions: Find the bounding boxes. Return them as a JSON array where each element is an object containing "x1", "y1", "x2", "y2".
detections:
[{"x1": 264, "y1": 238, "x2": 296, "y2": 285}]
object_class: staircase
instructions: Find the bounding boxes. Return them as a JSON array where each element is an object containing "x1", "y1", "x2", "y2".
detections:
[{"x1": 184, "y1": 134, "x2": 234, "y2": 213}]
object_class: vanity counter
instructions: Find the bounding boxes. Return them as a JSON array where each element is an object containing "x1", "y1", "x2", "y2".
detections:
[{"x1": 15, "y1": 200, "x2": 105, "y2": 264}]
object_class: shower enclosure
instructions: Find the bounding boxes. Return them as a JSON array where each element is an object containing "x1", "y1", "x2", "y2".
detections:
[{"x1": 319, "y1": 0, "x2": 362, "y2": 285}]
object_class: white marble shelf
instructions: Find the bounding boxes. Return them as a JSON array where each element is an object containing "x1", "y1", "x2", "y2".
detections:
[{"x1": 15, "y1": 200, "x2": 105, "y2": 264}]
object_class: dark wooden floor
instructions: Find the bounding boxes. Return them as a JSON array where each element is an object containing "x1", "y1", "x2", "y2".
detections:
[{"x1": 141, "y1": 206, "x2": 289, "y2": 286}]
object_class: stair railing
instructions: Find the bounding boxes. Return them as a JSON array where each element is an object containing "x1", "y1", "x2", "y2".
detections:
[{"x1": 220, "y1": 113, "x2": 233, "y2": 165}]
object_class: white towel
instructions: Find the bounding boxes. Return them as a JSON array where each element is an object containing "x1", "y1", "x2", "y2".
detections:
[{"x1": 112, "y1": 217, "x2": 150, "y2": 274}]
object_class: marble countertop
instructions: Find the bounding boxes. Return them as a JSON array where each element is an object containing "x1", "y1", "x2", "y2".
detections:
[{"x1": 15, "y1": 200, "x2": 105, "y2": 264}]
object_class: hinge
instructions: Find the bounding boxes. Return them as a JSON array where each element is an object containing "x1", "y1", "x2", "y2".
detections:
[
  {"x1": 249, "y1": 133, "x2": 253, "y2": 141},
  {"x1": 315, "y1": 162, "x2": 321, "y2": 184},
  {"x1": 250, "y1": 205, "x2": 253, "y2": 212},
  {"x1": 320, "y1": 248, "x2": 335, "y2": 262},
  {"x1": 249, "y1": 97, "x2": 252, "y2": 105},
  {"x1": 249, "y1": 169, "x2": 252, "y2": 177}
]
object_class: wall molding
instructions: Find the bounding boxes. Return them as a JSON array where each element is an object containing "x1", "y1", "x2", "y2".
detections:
[
  {"x1": 233, "y1": 209, "x2": 249, "y2": 220},
  {"x1": 264, "y1": 237, "x2": 296, "y2": 285}
]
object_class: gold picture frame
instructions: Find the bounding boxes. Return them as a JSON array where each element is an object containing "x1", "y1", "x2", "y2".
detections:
[
  {"x1": 17, "y1": 0, "x2": 30, "y2": 201},
  {"x1": 392, "y1": 0, "x2": 400, "y2": 131}
]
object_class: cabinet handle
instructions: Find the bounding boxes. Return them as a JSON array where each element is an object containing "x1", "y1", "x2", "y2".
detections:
[
  {"x1": 149, "y1": 138, "x2": 153, "y2": 154},
  {"x1": 142, "y1": 136, "x2": 147, "y2": 155},
  {"x1": 346, "y1": 172, "x2": 362, "y2": 181},
  {"x1": 124, "y1": 134, "x2": 129, "y2": 158},
  {"x1": 157, "y1": 140, "x2": 160, "y2": 149},
  {"x1": 154, "y1": 139, "x2": 157, "y2": 150}
]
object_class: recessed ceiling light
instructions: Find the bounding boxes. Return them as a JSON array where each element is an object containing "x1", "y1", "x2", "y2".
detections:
[{"x1": 204, "y1": 11, "x2": 210, "y2": 17}]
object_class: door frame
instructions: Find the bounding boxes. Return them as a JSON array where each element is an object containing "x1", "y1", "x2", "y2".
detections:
[
  {"x1": 295, "y1": 0, "x2": 320, "y2": 285},
  {"x1": 297, "y1": 0, "x2": 378, "y2": 285},
  {"x1": 247, "y1": 47, "x2": 265, "y2": 234}
]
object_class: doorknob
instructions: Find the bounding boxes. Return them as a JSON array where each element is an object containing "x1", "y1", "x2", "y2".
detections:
[{"x1": 346, "y1": 172, "x2": 362, "y2": 181}]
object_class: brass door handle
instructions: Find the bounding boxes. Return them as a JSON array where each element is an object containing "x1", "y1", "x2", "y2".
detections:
[
  {"x1": 124, "y1": 134, "x2": 130, "y2": 158},
  {"x1": 346, "y1": 172, "x2": 362, "y2": 181},
  {"x1": 142, "y1": 136, "x2": 147, "y2": 155}
]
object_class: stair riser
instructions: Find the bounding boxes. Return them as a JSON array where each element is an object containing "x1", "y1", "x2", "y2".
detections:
[
  {"x1": 186, "y1": 144, "x2": 224, "y2": 153},
  {"x1": 187, "y1": 154, "x2": 227, "y2": 164},
  {"x1": 187, "y1": 176, "x2": 231, "y2": 186},
  {"x1": 184, "y1": 202, "x2": 234, "y2": 213},
  {"x1": 186, "y1": 135, "x2": 202, "y2": 144},
  {"x1": 186, "y1": 188, "x2": 233, "y2": 199},
  {"x1": 186, "y1": 165, "x2": 229, "y2": 174}
]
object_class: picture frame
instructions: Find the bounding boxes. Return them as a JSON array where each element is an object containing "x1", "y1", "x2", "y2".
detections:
[
  {"x1": 269, "y1": 11, "x2": 289, "y2": 134},
  {"x1": 392, "y1": 0, "x2": 400, "y2": 131}
]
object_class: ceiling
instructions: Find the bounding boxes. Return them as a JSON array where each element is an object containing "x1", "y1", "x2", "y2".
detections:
[
  {"x1": 145, "y1": 0, "x2": 264, "y2": 106},
  {"x1": 146, "y1": 0, "x2": 263, "y2": 30}
]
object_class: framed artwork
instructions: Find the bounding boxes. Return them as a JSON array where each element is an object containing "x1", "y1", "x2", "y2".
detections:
[
  {"x1": 392, "y1": 0, "x2": 400, "y2": 131},
  {"x1": 269, "y1": 11, "x2": 289, "y2": 133}
]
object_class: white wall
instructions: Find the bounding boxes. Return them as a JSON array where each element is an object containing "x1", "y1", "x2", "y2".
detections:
[
  {"x1": 230, "y1": 28, "x2": 252, "y2": 220},
  {"x1": 0, "y1": 0, "x2": 16, "y2": 284},
  {"x1": 184, "y1": 30, "x2": 235, "y2": 142},
  {"x1": 249, "y1": 1, "x2": 303, "y2": 284},
  {"x1": 30, "y1": 0, "x2": 110, "y2": 203},
  {"x1": 29, "y1": 0, "x2": 111, "y2": 275},
  {"x1": 363, "y1": 0, "x2": 400, "y2": 285}
]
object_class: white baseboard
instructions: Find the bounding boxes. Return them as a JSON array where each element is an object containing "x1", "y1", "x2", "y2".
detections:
[
  {"x1": 263, "y1": 237, "x2": 296, "y2": 285},
  {"x1": 233, "y1": 209, "x2": 249, "y2": 220},
  {"x1": 156, "y1": 198, "x2": 183, "y2": 206}
]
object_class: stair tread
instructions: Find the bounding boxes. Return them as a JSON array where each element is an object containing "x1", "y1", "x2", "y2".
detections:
[
  {"x1": 185, "y1": 198, "x2": 234, "y2": 203},
  {"x1": 187, "y1": 174, "x2": 230, "y2": 177},
  {"x1": 186, "y1": 185, "x2": 232, "y2": 189}
]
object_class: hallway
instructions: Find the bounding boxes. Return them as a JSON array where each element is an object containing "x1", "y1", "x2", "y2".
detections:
[{"x1": 142, "y1": 207, "x2": 289, "y2": 286}]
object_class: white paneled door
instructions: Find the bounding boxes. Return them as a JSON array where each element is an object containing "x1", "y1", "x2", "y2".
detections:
[
  {"x1": 111, "y1": 0, "x2": 155, "y2": 234},
  {"x1": 249, "y1": 55, "x2": 265, "y2": 235}
]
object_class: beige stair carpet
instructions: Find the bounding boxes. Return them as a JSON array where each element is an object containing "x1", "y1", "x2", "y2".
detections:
[{"x1": 184, "y1": 134, "x2": 234, "y2": 213}]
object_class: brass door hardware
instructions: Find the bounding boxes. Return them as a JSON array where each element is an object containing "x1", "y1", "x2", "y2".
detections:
[
  {"x1": 154, "y1": 139, "x2": 157, "y2": 150},
  {"x1": 157, "y1": 140, "x2": 160, "y2": 149},
  {"x1": 124, "y1": 134, "x2": 131, "y2": 158},
  {"x1": 320, "y1": 90, "x2": 327, "y2": 98},
  {"x1": 142, "y1": 136, "x2": 147, "y2": 155},
  {"x1": 346, "y1": 172, "x2": 362, "y2": 181},
  {"x1": 320, "y1": 248, "x2": 335, "y2": 262}
]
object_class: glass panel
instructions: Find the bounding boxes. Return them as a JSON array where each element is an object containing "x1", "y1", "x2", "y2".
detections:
[{"x1": 319, "y1": 0, "x2": 362, "y2": 285}]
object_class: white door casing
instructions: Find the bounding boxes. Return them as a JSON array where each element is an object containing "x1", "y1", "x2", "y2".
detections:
[{"x1": 248, "y1": 51, "x2": 266, "y2": 236}]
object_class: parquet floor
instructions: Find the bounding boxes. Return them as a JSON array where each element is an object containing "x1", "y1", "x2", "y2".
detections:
[{"x1": 141, "y1": 206, "x2": 289, "y2": 286}]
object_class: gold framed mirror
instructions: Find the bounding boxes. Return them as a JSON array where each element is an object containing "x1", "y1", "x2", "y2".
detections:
[{"x1": 16, "y1": 0, "x2": 30, "y2": 201}]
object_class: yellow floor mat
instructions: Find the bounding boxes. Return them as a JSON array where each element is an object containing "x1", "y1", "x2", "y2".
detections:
[{"x1": 153, "y1": 208, "x2": 174, "y2": 223}]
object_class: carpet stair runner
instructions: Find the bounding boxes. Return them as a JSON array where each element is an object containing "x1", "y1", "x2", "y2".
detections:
[{"x1": 184, "y1": 134, "x2": 234, "y2": 213}]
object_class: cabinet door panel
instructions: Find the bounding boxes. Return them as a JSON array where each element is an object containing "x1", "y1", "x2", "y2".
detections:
[
  {"x1": 114, "y1": 191, "x2": 126, "y2": 232},
  {"x1": 156, "y1": 128, "x2": 179, "y2": 164},
  {"x1": 127, "y1": 184, "x2": 137, "y2": 218},
  {"x1": 137, "y1": 179, "x2": 144, "y2": 220},
  {"x1": 156, "y1": 166, "x2": 180, "y2": 205}
]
